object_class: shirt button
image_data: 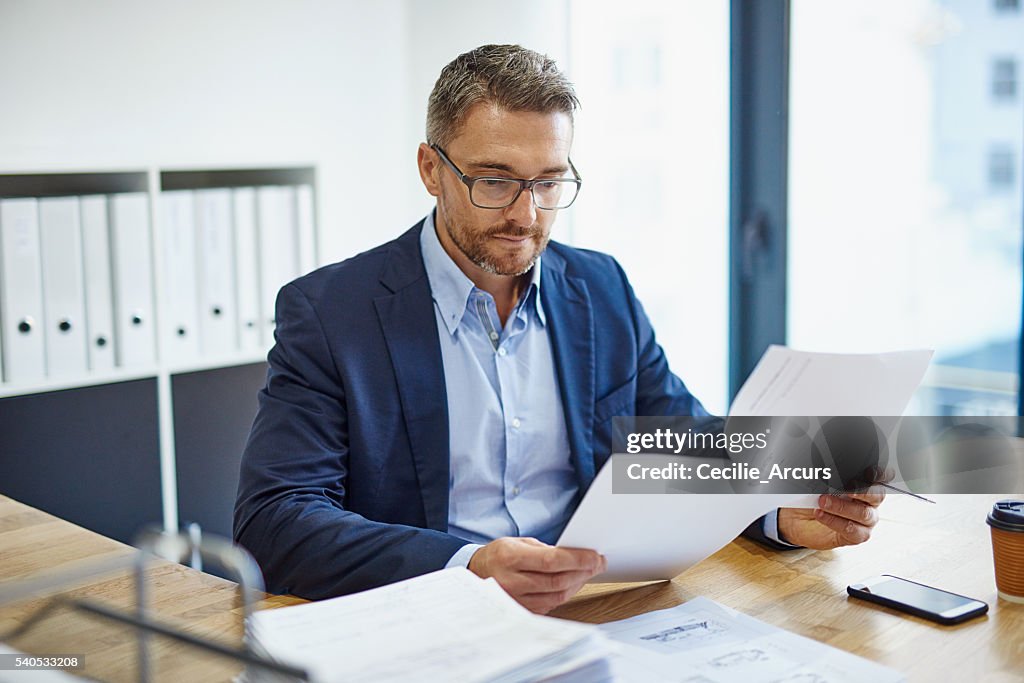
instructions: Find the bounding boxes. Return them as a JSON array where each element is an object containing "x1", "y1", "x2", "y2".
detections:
[
  {"x1": 512, "y1": 486, "x2": 521, "y2": 496},
  {"x1": 489, "y1": 331, "x2": 499, "y2": 341},
  {"x1": 497, "y1": 347, "x2": 507, "y2": 357},
  {"x1": 512, "y1": 418, "x2": 521, "y2": 429}
]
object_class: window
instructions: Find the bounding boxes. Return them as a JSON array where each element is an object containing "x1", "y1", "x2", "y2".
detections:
[
  {"x1": 568, "y1": 0, "x2": 729, "y2": 413},
  {"x1": 993, "y1": 58, "x2": 1018, "y2": 101},
  {"x1": 789, "y1": 2, "x2": 1023, "y2": 415},
  {"x1": 989, "y1": 147, "x2": 1016, "y2": 190}
]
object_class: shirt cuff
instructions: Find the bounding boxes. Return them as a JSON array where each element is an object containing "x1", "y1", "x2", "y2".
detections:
[
  {"x1": 445, "y1": 543, "x2": 485, "y2": 569},
  {"x1": 763, "y1": 509, "x2": 801, "y2": 548}
]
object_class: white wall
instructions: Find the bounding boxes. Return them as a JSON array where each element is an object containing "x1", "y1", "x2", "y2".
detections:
[
  {"x1": 400, "y1": 0, "x2": 571, "y2": 223},
  {"x1": 0, "y1": 0, "x2": 573, "y2": 263},
  {"x1": 0, "y1": 0, "x2": 412, "y2": 262}
]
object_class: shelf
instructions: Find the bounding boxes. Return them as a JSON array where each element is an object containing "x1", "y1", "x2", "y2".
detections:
[
  {"x1": 0, "y1": 367, "x2": 160, "y2": 399},
  {"x1": 0, "y1": 351, "x2": 270, "y2": 399},
  {"x1": 165, "y1": 350, "x2": 269, "y2": 376},
  {"x1": 0, "y1": 171, "x2": 148, "y2": 198},
  {"x1": 160, "y1": 166, "x2": 316, "y2": 191},
  {"x1": 1, "y1": 163, "x2": 316, "y2": 540}
]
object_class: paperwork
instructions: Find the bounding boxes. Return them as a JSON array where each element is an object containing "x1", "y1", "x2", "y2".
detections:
[
  {"x1": 601, "y1": 596, "x2": 905, "y2": 682},
  {"x1": 729, "y1": 345, "x2": 932, "y2": 417},
  {"x1": 558, "y1": 346, "x2": 933, "y2": 582},
  {"x1": 558, "y1": 458, "x2": 805, "y2": 582},
  {"x1": 245, "y1": 567, "x2": 611, "y2": 683}
]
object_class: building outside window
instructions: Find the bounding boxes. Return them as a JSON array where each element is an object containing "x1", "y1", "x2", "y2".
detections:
[
  {"x1": 988, "y1": 147, "x2": 1016, "y2": 190},
  {"x1": 993, "y1": 58, "x2": 1018, "y2": 100},
  {"x1": 790, "y1": 0, "x2": 1023, "y2": 416}
]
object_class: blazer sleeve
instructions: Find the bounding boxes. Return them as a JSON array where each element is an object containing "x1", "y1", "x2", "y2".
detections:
[
  {"x1": 614, "y1": 261, "x2": 799, "y2": 550},
  {"x1": 233, "y1": 283, "x2": 468, "y2": 599}
]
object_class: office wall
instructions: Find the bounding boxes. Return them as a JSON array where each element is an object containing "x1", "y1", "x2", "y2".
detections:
[
  {"x1": 400, "y1": 1, "x2": 571, "y2": 222},
  {"x1": 0, "y1": 0, "x2": 572, "y2": 261},
  {"x1": 0, "y1": 0, "x2": 410, "y2": 260}
]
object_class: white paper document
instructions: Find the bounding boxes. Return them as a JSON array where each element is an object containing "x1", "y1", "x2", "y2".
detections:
[
  {"x1": 558, "y1": 456, "x2": 806, "y2": 582},
  {"x1": 558, "y1": 346, "x2": 933, "y2": 582},
  {"x1": 246, "y1": 567, "x2": 610, "y2": 683},
  {"x1": 600, "y1": 596, "x2": 905, "y2": 682},
  {"x1": 729, "y1": 345, "x2": 932, "y2": 417}
]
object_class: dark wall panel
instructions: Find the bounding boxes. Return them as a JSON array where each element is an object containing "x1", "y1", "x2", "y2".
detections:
[
  {"x1": 0, "y1": 379, "x2": 162, "y2": 544},
  {"x1": 173, "y1": 362, "x2": 267, "y2": 539}
]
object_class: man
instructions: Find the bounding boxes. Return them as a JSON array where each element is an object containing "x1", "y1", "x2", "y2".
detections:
[{"x1": 234, "y1": 44, "x2": 883, "y2": 614}]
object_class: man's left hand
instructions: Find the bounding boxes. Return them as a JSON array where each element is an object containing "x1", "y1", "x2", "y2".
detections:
[{"x1": 777, "y1": 488, "x2": 885, "y2": 550}]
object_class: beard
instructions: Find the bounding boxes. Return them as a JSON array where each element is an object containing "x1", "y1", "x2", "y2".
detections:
[{"x1": 439, "y1": 196, "x2": 550, "y2": 277}]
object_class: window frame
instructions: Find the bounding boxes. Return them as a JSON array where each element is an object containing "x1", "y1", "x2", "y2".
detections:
[{"x1": 729, "y1": 0, "x2": 1024, "y2": 414}]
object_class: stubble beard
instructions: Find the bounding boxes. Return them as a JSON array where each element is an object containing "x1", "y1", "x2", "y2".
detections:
[{"x1": 439, "y1": 195, "x2": 550, "y2": 277}]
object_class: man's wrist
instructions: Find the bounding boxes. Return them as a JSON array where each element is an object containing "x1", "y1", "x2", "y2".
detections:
[
  {"x1": 764, "y1": 509, "x2": 801, "y2": 548},
  {"x1": 445, "y1": 543, "x2": 484, "y2": 570}
]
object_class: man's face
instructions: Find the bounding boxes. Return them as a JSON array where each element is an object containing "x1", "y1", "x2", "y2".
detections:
[{"x1": 423, "y1": 104, "x2": 574, "y2": 277}]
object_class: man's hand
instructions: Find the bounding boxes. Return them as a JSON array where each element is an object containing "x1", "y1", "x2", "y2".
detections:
[
  {"x1": 468, "y1": 537, "x2": 606, "y2": 614},
  {"x1": 778, "y1": 488, "x2": 886, "y2": 550}
]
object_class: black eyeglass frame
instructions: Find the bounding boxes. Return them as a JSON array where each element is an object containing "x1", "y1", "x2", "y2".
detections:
[{"x1": 430, "y1": 144, "x2": 582, "y2": 210}]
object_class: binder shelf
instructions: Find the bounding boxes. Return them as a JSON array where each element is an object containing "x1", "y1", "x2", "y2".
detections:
[{"x1": 0, "y1": 167, "x2": 319, "y2": 537}]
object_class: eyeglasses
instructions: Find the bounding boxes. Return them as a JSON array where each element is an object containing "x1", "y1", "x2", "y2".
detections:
[{"x1": 431, "y1": 144, "x2": 582, "y2": 210}]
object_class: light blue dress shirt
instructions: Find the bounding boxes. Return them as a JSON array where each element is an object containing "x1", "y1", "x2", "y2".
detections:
[
  {"x1": 420, "y1": 214, "x2": 793, "y2": 570},
  {"x1": 419, "y1": 213, "x2": 580, "y2": 569}
]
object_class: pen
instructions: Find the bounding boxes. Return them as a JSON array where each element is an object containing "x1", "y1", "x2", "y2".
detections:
[
  {"x1": 875, "y1": 481, "x2": 936, "y2": 504},
  {"x1": 828, "y1": 482, "x2": 937, "y2": 504}
]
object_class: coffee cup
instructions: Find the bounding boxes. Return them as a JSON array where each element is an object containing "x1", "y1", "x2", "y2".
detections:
[{"x1": 987, "y1": 499, "x2": 1024, "y2": 603}]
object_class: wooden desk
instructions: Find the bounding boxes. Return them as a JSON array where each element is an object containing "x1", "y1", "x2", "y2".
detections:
[
  {"x1": 0, "y1": 495, "x2": 302, "y2": 682},
  {"x1": 2, "y1": 493, "x2": 1022, "y2": 681},
  {"x1": 555, "y1": 493, "x2": 1024, "y2": 681}
]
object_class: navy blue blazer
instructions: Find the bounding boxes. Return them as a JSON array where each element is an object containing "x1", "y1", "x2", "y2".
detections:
[{"x1": 234, "y1": 219, "x2": 776, "y2": 600}]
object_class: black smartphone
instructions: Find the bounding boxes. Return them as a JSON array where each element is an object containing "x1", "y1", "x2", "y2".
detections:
[{"x1": 847, "y1": 575, "x2": 988, "y2": 625}]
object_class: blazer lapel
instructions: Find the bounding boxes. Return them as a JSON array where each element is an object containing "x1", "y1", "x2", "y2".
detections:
[
  {"x1": 541, "y1": 249, "x2": 597, "y2": 490},
  {"x1": 373, "y1": 223, "x2": 451, "y2": 531}
]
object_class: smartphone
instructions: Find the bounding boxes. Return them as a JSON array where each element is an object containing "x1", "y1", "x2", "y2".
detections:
[{"x1": 847, "y1": 575, "x2": 988, "y2": 625}]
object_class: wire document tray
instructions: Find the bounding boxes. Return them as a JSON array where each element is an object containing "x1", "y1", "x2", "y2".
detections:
[{"x1": 0, "y1": 528, "x2": 308, "y2": 683}]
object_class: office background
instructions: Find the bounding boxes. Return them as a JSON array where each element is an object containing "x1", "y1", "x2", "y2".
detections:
[{"x1": 0, "y1": 0, "x2": 1021, "y2": 546}]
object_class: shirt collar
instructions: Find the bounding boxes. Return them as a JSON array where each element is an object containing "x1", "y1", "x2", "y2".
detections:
[{"x1": 419, "y1": 210, "x2": 546, "y2": 336}]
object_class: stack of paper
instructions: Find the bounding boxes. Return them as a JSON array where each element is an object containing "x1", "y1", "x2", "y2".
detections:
[
  {"x1": 244, "y1": 568, "x2": 611, "y2": 683},
  {"x1": 602, "y1": 596, "x2": 905, "y2": 682}
]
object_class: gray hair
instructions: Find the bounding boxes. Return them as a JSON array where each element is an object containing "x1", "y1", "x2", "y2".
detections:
[{"x1": 426, "y1": 44, "x2": 579, "y2": 148}]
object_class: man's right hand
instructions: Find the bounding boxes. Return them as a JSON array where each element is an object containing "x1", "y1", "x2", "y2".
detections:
[{"x1": 467, "y1": 537, "x2": 606, "y2": 614}]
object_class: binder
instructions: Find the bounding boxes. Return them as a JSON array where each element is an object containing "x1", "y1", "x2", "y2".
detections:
[
  {"x1": 80, "y1": 196, "x2": 117, "y2": 372},
  {"x1": 194, "y1": 189, "x2": 236, "y2": 357},
  {"x1": 109, "y1": 193, "x2": 156, "y2": 368},
  {"x1": 232, "y1": 188, "x2": 262, "y2": 352},
  {"x1": 0, "y1": 197, "x2": 46, "y2": 383},
  {"x1": 159, "y1": 191, "x2": 200, "y2": 364},
  {"x1": 39, "y1": 196, "x2": 88, "y2": 378},
  {"x1": 295, "y1": 184, "x2": 317, "y2": 275},
  {"x1": 256, "y1": 186, "x2": 298, "y2": 341}
]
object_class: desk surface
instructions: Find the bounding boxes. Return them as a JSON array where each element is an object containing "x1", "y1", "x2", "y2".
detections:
[
  {"x1": 1, "y1": 493, "x2": 1021, "y2": 682},
  {"x1": 0, "y1": 495, "x2": 303, "y2": 682}
]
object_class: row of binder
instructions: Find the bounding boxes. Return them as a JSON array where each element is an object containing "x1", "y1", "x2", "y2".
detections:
[
  {"x1": 160, "y1": 185, "x2": 315, "y2": 365},
  {"x1": 0, "y1": 185, "x2": 315, "y2": 385}
]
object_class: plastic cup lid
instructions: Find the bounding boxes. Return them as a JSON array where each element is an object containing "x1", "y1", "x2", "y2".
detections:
[{"x1": 987, "y1": 500, "x2": 1024, "y2": 533}]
